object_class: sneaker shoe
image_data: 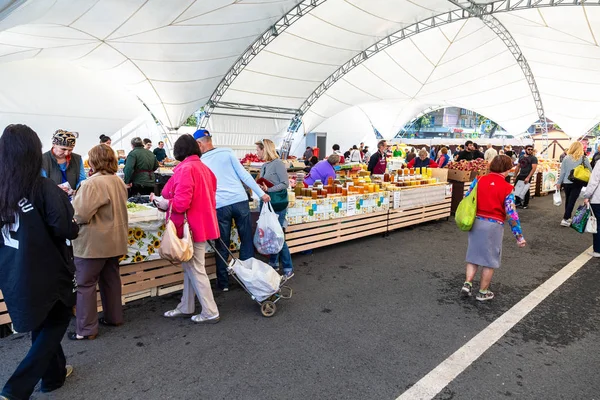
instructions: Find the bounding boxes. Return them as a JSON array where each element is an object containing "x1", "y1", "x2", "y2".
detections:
[
  {"x1": 65, "y1": 365, "x2": 74, "y2": 379},
  {"x1": 522, "y1": 205, "x2": 528, "y2": 209},
  {"x1": 476, "y1": 290, "x2": 495, "y2": 301},
  {"x1": 560, "y1": 219, "x2": 571, "y2": 227},
  {"x1": 461, "y1": 282, "x2": 473, "y2": 297},
  {"x1": 591, "y1": 252, "x2": 600, "y2": 258},
  {"x1": 163, "y1": 309, "x2": 190, "y2": 318},
  {"x1": 222, "y1": 287, "x2": 229, "y2": 292},
  {"x1": 282, "y1": 271, "x2": 294, "y2": 280},
  {"x1": 191, "y1": 314, "x2": 220, "y2": 324}
]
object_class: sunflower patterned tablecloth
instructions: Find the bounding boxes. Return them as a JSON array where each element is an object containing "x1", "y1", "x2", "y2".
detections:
[{"x1": 120, "y1": 208, "x2": 241, "y2": 265}]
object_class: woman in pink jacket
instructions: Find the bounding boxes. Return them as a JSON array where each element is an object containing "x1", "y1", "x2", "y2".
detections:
[{"x1": 152, "y1": 135, "x2": 221, "y2": 324}]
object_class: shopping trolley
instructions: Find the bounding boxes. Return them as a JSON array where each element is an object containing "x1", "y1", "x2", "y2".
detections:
[{"x1": 209, "y1": 240, "x2": 292, "y2": 317}]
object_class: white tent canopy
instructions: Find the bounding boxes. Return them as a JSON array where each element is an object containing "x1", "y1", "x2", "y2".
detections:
[{"x1": 1, "y1": 0, "x2": 599, "y2": 156}]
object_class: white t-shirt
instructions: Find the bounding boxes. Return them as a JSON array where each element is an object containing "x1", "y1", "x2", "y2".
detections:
[{"x1": 350, "y1": 149, "x2": 362, "y2": 163}]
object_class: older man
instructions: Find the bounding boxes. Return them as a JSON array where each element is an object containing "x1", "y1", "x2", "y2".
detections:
[
  {"x1": 41, "y1": 129, "x2": 86, "y2": 195},
  {"x1": 194, "y1": 129, "x2": 270, "y2": 291},
  {"x1": 484, "y1": 143, "x2": 498, "y2": 162}
]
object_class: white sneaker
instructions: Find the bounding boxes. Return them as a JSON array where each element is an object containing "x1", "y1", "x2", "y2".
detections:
[
  {"x1": 560, "y1": 219, "x2": 571, "y2": 227},
  {"x1": 591, "y1": 252, "x2": 600, "y2": 258},
  {"x1": 191, "y1": 314, "x2": 220, "y2": 324},
  {"x1": 163, "y1": 309, "x2": 190, "y2": 318}
]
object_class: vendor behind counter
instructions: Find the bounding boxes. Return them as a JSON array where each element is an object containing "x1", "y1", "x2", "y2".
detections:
[
  {"x1": 304, "y1": 154, "x2": 340, "y2": 187},
  {"x1": 124, "y1": 137, "x2": 159, "y2": 196}
]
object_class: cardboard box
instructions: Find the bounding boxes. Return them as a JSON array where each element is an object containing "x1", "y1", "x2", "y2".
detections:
[
  {"x1": 431, "y1": 168, "x2": 448, "y2": 183},
  {"x1": 447, "y1": 169, "x2": 475, "y2": 182}
]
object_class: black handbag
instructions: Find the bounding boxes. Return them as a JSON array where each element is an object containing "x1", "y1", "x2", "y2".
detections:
[{"x1": 269, "y1": 189, "x2": 289, "y2": 212}]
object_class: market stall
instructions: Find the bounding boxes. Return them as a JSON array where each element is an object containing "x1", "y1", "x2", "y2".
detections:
[
  {"x1": 535, "y1": 159, "x2": 560, "y2": 196},
  {"x1": 1, "y1": 162, "x2": 453, "y2": 329}
]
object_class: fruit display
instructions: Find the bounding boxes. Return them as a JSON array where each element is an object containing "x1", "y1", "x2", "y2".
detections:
[
  {"x1": 126, "y1": 202, "x2": 152, "y2": 213},
  {"x1": 447, "y1": 159, "x2": 489, "y2": 172},
  {"x1": 240, "y1": 153, "x2": 263, "y2": 164}
]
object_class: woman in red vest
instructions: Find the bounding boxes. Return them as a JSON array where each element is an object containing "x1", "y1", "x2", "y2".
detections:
[{"x1": 461, "y1": 155, "x2": 527, "y2": 301}]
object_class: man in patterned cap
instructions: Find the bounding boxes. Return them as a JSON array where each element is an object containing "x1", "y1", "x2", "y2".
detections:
[{"x1": 41, "y1": 129, "x2": 86, "y2": 194}]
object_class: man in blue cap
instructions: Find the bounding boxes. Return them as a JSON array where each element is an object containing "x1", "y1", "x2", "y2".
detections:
[{"x1": 194, "y1": 129, "x2": 270, "y2": 292}]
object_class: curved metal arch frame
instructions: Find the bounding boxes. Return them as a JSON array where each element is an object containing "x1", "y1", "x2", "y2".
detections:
[
  {"x1": 198, "y1": 0, "x2": 327, "y2": 128},
  {"x1": 199, "y1": 0, "x2": 600, "y2": 154},
  {"x1": 293, "y1": 0, "x2": 599, "y2": 126}
]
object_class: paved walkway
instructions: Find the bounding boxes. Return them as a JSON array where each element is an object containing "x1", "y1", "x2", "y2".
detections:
[{"x1": 1, "y1": 194, "x2": 598, "y2": 399}]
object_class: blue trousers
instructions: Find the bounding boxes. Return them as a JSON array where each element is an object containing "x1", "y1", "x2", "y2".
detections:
[
  {"x1": 268, "y1": 209, "x2": 293, "y2": 274},
  {"x1": 215, "y1": 201, "x2": 254, "y2": 289}
]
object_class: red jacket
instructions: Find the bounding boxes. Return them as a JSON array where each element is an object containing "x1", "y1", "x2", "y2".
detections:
[
  {"x1": 162, "y1": 155, "x2": 219, "y2": 242},
  {"x1": 476, "y1": 173, "x2": 513, "y2": 223},
  {"x1": 407, "y1": 157, "x2": 439, "y2": 169}
]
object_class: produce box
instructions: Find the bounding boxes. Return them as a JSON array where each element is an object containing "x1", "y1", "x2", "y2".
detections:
[
  {"x1": 431, "y1": 168, "x2": 448, "y2": 182},
  {"x1": 447, "y1": 169, "x2": 475, "y2": 182}
]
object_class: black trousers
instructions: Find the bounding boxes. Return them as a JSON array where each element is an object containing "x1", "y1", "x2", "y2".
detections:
[
  {"x1": 514, "y1": 176, "x2": 531, "y2": 207},
  {"x1": 128, "y1": 184, "x2": 154, "y2": 197},
  {"x1": 1, "y1": 301, "x2": 72, "y2": 400},
  {"x1": 563, "y1": 183, "x2": 583, "y2": 220}
]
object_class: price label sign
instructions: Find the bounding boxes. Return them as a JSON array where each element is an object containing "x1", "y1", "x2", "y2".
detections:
[
  {"x1": 393, "y1": 191, "x2": 401, "y2": 209},
  {"x1": 347, "y1": 195, "x2": 357, "y2": 216}
]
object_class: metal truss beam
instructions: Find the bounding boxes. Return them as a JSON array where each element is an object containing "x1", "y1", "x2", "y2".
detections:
[
  {"x1": 209, "y1": 101, "x2": 300, "y2": 116},
  {"x1": 199, "y1": 0, "x2": 327, "y2": 128},
  {"x1": 450, "y1": 0, "x2": 550, "y2": 148},
  {"x1": 295, "y1": 0, "x2": 600, "y2": 131}
]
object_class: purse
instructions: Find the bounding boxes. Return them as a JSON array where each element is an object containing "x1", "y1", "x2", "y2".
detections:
[
  {"x1": 585, "y1": 205, "x2": 597, "y2": 234},
  {"x1": 568, "y1": 156, "x2": 591, "y2": 184},
  {"x1": 269, "y1": 189, "x2": 289, "y2": 212},
  {"x1": 158, "y1": 202, "x2": 194, "y2": 262}
]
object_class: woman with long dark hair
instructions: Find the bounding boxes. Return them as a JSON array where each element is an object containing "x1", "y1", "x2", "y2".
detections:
[{"x1": 0, "y1": 124, "x2": 79, "y2": 399}]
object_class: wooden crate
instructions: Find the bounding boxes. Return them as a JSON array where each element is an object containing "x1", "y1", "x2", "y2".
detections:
[
  {"x1": 388, "y1": 198, "x2": 451, "y2": 231},
  {"x1": 0, "y1": 290, "x2": 10, "y2": 326},
  {"x1": 285, "y1": 211, "x2": 389, "y2": 254}
]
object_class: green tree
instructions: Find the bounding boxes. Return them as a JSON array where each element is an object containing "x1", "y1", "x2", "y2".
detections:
[
  {"x1": 414, "y1": 114, "x2": 432, "y2": 133},
  {"x1": 184, "y1": 114, "x2": 198, "y2": 127}
]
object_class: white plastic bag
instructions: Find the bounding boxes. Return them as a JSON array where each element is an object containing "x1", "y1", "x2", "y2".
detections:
[
  {"x1": 231, "y1": 257, "x2": 281, "y2": 301},
  {"x1": 254, "y1": 202, "x2": 285, "y2": 255},
  {"x1": 514, "y1": 180, "x2": 530, "y2": 199},
  {"x1": 553, "y1": 191, "x2": 562, "y2": 206},
  {"x1": 585, "y1": 205, "x2": 597, "y2": 234},
  {"x1": 579, "y1": 186, "x2": 587, "y2": 200}
]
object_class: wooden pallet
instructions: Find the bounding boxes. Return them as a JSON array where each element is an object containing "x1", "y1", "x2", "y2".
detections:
[
  {"x1": 388, "y1": 199, "x2": 451, "y2": 231},
  {"x1": 285, "y1": 211, "x2": 389, "y2": 254},
  {"x1": 0, "y1": 291, "x2": 10, "y2": 326}
]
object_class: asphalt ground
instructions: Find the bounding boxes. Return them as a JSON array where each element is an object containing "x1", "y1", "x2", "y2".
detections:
[{"x1": 1, "y1": 193, "x2": 598, "y2": 400}]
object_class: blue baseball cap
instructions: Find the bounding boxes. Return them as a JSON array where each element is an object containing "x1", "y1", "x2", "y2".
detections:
[{"x1": 193, "y1": 129, "x2": 211, "y2": 140}]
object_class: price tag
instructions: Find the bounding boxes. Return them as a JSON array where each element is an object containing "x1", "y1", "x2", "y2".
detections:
[
  {"x1": 445, "y1": 184, "x2": 452, "y2": 197},
  {"x1": 393, "y1": 191, "x2": 401, "y2": 209},
  {"x1": 347, "y1": 195, "x2": 357, "y2": 216}
]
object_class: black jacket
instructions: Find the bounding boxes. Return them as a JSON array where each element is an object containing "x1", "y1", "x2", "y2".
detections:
[
  {"x1": 0, "y1": 178, "x2": 79, "y2": 332},
  {"x1": 457, "y1": 150, "x2": 475, "y2": 162}
]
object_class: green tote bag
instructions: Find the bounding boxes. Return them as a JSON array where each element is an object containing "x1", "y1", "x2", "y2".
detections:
[{"x1": 456, "y1": 183, "x2": 477, "y2": 231}]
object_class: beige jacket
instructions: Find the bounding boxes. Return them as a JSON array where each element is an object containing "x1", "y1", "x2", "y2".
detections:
[{"x1": 73, "y1": 172, "x2": 129, "y2": 258}]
